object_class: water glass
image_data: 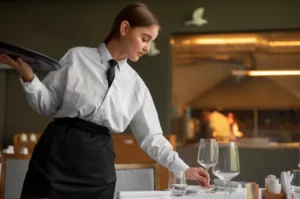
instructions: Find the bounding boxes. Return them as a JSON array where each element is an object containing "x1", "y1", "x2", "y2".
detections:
[
  {"x1": 291, "y1": 170, "x2": 300, "y2": 195},
  {"x1": 168, "y1": 171, "x2": 187, "y2": 197}
]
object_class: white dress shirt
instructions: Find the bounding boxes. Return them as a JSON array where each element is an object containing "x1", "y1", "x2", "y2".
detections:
[{"x1": 20, "y1": 43, "x2": 189, "y2": 176}]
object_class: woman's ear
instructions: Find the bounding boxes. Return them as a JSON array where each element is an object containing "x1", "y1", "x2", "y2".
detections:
[{"x1": 120, "y1": 20, "x2": 130, "y2": 36}]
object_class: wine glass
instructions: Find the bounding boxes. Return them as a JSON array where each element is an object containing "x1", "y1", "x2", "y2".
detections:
[
  {"x1": 197, "y1": 139, "x2": 219, "y2": 172},
  {"x1": 291, "y1": 170, "x2": 300, "y2": 195},
  {"x1": 197, "y1": 139, "x2": 218, "y2": 191},
  {"x1": 212, "y1": 142, "x2": 240, "y2": 199}
]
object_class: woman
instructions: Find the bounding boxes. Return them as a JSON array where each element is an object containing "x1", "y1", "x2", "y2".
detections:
[{"x1": 0, "y1": 3, "x2": 210, "y2": 199}]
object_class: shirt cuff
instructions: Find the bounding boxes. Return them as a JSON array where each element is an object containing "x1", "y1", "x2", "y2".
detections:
[
  {"x1": 19, "y1": 73, "x2": 41, "y2": 93},
  {"x1": 168, "y1": 157, "x2": 190, "y2": 178}
]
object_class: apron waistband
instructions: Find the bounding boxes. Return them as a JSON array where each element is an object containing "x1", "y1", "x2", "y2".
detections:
[{"x1": 54, "y1": 117, "x2": 110, "y2": 135}]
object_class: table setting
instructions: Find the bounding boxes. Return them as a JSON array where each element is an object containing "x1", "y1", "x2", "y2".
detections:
[{"x1": 116, "y1": 140, "x2": 300, "y2": 199}]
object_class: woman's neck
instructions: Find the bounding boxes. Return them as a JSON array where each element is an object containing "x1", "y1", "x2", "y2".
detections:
[{"x1": 106, "y1": 39, "x2": 127, "y2": 61}]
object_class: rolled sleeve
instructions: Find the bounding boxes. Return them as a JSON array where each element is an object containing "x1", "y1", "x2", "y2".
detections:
[
  {"x1": 130, "y1": 88, "x2": 189, "y2": 176},
  {"x1": 20, "y1": 73, "x2": 43, "y2": 93}
]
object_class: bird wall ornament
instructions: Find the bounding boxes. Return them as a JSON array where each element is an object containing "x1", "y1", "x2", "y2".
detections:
[
  {"x1": 146, "y1": 41, "x2": 160, "y2": 56},
  {"x1": 184, "y1": 7, "x2": 208, "y2": 26}
]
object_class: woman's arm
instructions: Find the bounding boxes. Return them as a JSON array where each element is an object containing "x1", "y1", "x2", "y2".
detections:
[
  {"x1": 130, "y1": 89, "x2": 210, "y2": 187},
  {"x1": 0, "y1": 50, "x2": 72, "y2": 116}
]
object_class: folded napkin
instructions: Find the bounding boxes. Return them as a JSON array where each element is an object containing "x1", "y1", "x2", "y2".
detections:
[
  {"x1": 117, "y1": 190, "x2": 171, "y2": 199},
  {"x1": 245, "y1": 182, "x2": 259, "y2": 199},
  {"x1": 281, "y1": 171, "x2": 292, "y2": 199},
  {"x1": 214, "y1": 179, "x2": 241, "y2": 188}
]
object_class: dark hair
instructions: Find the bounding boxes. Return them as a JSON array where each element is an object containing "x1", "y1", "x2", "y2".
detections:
[{"x1": 104, "y1": 2, "x2": 160, "y2": 44}]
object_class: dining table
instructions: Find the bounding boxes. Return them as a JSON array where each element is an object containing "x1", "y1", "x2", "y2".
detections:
[{"x1": 117, "y1": 187, "x2": 263, "y2": 199}]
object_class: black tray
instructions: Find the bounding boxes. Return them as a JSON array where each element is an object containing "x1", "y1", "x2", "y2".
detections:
[{"x1": 0, "y1": 41, "x2": 61, "y2": 71}]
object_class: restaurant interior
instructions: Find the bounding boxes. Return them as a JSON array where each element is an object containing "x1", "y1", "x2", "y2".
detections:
[{"x1": 0, "y1": 0, "x2": 299, "y2": 198}]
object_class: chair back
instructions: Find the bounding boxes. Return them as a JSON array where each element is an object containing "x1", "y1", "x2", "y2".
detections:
[
  {"x1": 112, "y1": 134, "x2": 176, "y2": 190},
  {"x1": 114, "y1": 163, "x2": 160, "y2": 199},
  {"x1": 0, "y1": 154, "x2": 31, "y2": 199}
]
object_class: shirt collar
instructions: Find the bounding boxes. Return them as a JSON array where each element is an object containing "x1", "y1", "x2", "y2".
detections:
[{"x1": 98, "y1": 43, "x2": 128, "y2": 71}]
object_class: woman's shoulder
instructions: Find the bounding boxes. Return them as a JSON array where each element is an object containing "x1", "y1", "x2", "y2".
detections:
[
  {"x1": 123, "y1": 65, "x2": 149, "y2": 101},
  {"x1": 59, "y1": 46, "x2": 98, "y2": 69},
  {"x1": 125, "y1": 65, "x2": 146, "y2": 87},
  {"x1": 67, "y1": 46, "x2": 98, "y2": 56}
]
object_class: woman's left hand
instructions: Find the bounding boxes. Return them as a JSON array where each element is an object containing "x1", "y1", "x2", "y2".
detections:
[{"x1": 185, "y1": 167, "x2": 210, "y2": 188}]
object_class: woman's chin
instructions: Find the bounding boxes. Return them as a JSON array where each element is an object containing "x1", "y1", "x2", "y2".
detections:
[{"x1": 128, "y1": 55, "x2": 140, "y2": 62}]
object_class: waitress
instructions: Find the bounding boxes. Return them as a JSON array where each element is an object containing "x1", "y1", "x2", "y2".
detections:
[{"x1": 0, "y1": 2, "x2": 210, "y2": 199}]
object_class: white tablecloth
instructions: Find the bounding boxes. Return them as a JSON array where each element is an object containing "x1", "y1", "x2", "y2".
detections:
[
  {"x1": 171, "y1": 188, "x2": 259, "y2": 199},
  {"x1": 118, "y1": 188, "x2": 262, "y2": 199},
  {"x1": 172, "y1": 190, "x2": 300, "y2": 199},
  {"x1": 118, "y1": 187, "x2": 300, "y2": 199}
]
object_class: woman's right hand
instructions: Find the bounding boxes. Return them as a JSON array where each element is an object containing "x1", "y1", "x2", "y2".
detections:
[{"x1": 0, "y1": 54, "x2": 34, "y2": 82}]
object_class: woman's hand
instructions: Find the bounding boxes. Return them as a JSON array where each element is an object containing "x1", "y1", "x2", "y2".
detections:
[
  {"x1": 185, "y1": 167, "x2": 210, "y2": 188},
  {"x1": 0, "y1": 54, "x2": 34, "y2": 82}
]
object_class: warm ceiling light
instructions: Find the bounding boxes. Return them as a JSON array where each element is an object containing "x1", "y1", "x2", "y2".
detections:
[
  {"x1": 182, "y1": 40, "x2": 191, "y2": 45},
  {"x1": 170, "y1": 39, "x2": 175, "y2": 45},
  {"x1": 194, "y1": 37, "x2": 258, "y2": 45},
  {"x1": 269, "y1": 41, "x2": 300, "y2": 46},
  {"x1": 232, "y1": 70, "x2": 300, "y2": 76}
]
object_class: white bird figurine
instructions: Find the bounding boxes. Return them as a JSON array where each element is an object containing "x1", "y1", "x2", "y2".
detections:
[
  {"x1": 184, "y1": 7, "x2": 208, "y2": 26},
  {"x1": 147, "y1": 41, "x2": 160, "y2": 56}
]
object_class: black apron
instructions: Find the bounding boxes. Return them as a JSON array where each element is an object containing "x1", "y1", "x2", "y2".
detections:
[{"x1": 21, "y1": 117, "x2": 116, "y2": 199}]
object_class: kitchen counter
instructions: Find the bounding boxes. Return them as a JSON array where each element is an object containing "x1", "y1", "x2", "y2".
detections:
[{"x1": 178, "y1": 142, "x2": 299, "y2": 149}]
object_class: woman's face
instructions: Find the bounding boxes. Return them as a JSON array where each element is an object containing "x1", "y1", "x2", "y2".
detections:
[{"x1": 121, "y1": 22, "x2": 159, "y2": 62}]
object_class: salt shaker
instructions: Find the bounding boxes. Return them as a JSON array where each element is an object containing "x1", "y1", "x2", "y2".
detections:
[
  {"x1": 268, "y1": 178, "x2": 281, "y2": 194},
  {"x1": 265, "y1": 175, "x2": 276, "y2": 191},
  {"x1": 29, "y1": 133, "x2": 37, "y2": 142},
  {"x1": 20, "y1": 133, "x2": 28, "y2": 142},
  {"x1": 7, "y1": 145, "x2": 14, "y2": 154}
]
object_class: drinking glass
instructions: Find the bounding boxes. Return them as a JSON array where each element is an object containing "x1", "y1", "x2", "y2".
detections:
[
  {"x1": 168, "y1": 171, "x2": 187, "y2": 197},
  {"x1": 291, "y1": 170, "x2": 300, "y2": 196},
  {"x1": 197, "y1": 139, "x2": 219, "y2": 172},
  {"x1": 197, "y1": 138, "x2": 218, "y2": 192},
  {"x1": 212, "y1": 142, "x2": 240, "y2": 199}
]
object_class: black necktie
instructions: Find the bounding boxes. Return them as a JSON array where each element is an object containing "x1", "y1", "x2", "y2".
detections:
[{"x1": 107, "y1": 59, "x2": 118, "y2": 88}]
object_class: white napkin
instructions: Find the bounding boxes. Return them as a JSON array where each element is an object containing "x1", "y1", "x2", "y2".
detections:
[
  {"x1": 281, "y1": 171, "x2": 292, "y2": 199},
  {"x1": 214, "y1": 179, "x2": 241, "y2": 188},
  {"x1": 117, "y1": 190, "x2": 171, "y2": 199}
]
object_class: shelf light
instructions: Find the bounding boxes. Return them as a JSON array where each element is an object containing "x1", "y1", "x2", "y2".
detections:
[{"x1": 232, "y1": 70, "x2": 300, "y2": 76}]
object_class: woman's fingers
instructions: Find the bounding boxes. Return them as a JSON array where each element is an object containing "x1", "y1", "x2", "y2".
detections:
[
  {"x1": 0, "y1": 54, "x2": 19, "y2": 68},
  {"x1": 196, "y1": 175, "x2": 209, "y2": 188},
  {"x1": 0, "y1": 54, "x2": 10, "y2": 65},
  {"x1": 0, "y1": 54, "x2": 33, "y2": 81}
]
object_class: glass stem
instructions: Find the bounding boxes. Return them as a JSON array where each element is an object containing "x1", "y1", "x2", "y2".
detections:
[
  {"x1": 204, "y1": 167, "x2": 210, "y2": 193},
  {"x1": 204, "y1": 167, "x2": 209, "y2": 173},
  {"x1": 204, "y1": 167, "x2": 210, "y2": 186},
  {"x1": 224, "y1": 180, "x2": 228, "y2": 199}
]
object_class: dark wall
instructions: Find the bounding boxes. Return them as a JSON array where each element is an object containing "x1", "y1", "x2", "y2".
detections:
[{"x1": 1, "y1": 0, "x2": 300, "y2": 146}]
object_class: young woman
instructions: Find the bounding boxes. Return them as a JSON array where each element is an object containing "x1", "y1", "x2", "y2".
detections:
[{"x1": 0, "y1": 3, "x2": 210, "y2": 198}]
